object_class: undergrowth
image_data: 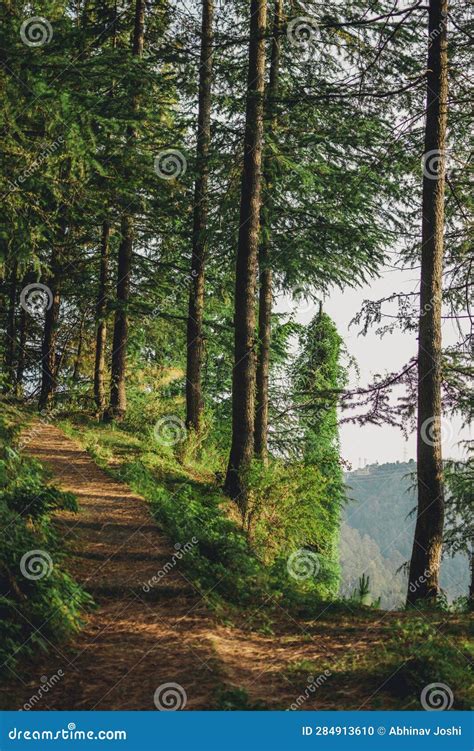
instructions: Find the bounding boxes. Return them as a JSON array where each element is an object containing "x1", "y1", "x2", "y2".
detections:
[
  {"x1": 60, "y1": 415, "x2": 366, "y2": 620},
  {"x1": 381, "y1": 618, "x2": 473, "y2": 709},
  {"x1": 40, "y1": 412, "x2": 474, "y2": 708},
  {"x1": 0, "y1": 401, "x2": 92, "y2": 671}
]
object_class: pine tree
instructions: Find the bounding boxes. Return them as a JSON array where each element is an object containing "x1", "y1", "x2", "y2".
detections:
[
  {"x1": 94, "y1": 221, "x2": 110, "y2": 413},
  {"x1": 254, "y1": 0, "x2": 283, "y2": 463},
  {"x1": 224, "y1": 0, "x2": 267, "y2": 505},
  {"x1": 106, "y1": 0, "x2": 146, "y2": 421},
  {"x1": 407, "y1": 0, "x2": 449, "y2": 604},
  {"x1": 292, "y1": 308, "x2": 346, "y2": 592},
  {"x1": 185, "y1": 0, "x2": 214, "y2": 436}
]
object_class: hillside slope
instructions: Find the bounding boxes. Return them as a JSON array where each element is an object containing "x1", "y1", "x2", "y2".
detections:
[{"x1": 340, "y1": 462, "x2": 469, "y2": 608}]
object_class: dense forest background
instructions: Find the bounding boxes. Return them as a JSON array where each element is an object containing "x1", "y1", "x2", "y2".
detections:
[{"x1": 0, "y1": 0, "x2": 472, "y2": 712}]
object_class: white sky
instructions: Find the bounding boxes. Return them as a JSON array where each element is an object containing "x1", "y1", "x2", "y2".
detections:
[{"x1": 277, "y1": 265, "x2": 471, "y2": 469}]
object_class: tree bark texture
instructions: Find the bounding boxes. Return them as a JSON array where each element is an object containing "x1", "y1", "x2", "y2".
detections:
[
  {"x1": 224, "y1": 0, "x2": 267, "y2": 506},
  {"x1": 407, "y1": 0, "x2": 448, "y2": 605},
  {"x1": 254, "y1": 0, "x2": 283, "y2": 462},
  {"x1": 185, "y1": 0, "x2": 214, "y2": 435},
  {"x1": 94, "y1": 220, "x2": 110, "y2": 412}
]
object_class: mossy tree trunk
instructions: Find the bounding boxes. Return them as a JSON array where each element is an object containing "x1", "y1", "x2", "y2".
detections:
[{"x1": 224, "y1": 0, "x2": 267, "y2": 506}]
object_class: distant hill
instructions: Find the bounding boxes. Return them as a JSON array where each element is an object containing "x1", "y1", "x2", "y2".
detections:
[{"x1": 339, "y1": 461, "x2": 469, "y2": 609}]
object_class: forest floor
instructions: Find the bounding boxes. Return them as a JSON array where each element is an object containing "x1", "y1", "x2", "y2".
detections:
[{"x1": 2, "y1": 421, "x2": 471, "y2": 711}]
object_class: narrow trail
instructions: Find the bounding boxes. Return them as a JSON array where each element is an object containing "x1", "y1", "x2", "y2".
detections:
[
  {"x1": 3, "y1": 422, "x2": 399, "y2": 711},
  {"x1": 5, "y1": 423, "x2": 221, "y2": 710}
]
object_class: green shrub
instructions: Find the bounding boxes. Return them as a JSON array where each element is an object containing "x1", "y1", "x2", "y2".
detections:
[
  {"x1": 61, "y1": 417, "x2": 364, "y2": 619},
  {"x1": 246, "y1": 460, "x2": 341, "y2": 599},
  {"x1": 382, "y1": 618, "x2": 473, "y2": 709},
  {"x1": 0, "y1": 402, "x2": 91, "y2": 671}
]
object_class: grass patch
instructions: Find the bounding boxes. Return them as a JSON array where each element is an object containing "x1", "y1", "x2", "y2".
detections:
[
  {"x1": 0, "y1": 401, "x2": 92, "y2": 672},
  {"x1": 60, "y1": 416, "x2": 364, "y2": 618}
]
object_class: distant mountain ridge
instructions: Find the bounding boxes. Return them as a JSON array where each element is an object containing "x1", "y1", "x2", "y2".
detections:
[{"x1": 339, "y1": 461, "x2": 468, "y2": 609}]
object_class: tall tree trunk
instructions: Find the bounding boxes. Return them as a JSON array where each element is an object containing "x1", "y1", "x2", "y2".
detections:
[
  {"x1": 254, "y1": 0, "x2": 283, "y2": 463},
  {"x1": 72, "y1": 313, "x2": 85, "y2": 382},
  {"x1": 38, "y1": 249, "x2": 61, "y2": 411},
  {"x1": 108, "y1": 215, "x2": 133, "y2": 418},
  {"x1": 224, "y1": 0, "x2": 267, "y2": 505},
  {"x1": 3, "y1": 257, "x2": 18, "y2": 393},
  {"x1": 16, "y1": 301, "x2": 27, "y2": 394},
  {"x1": 15, "y1": 270, "x2": 34, "y2": 395},
  {"x1": 106, "y1": 0, "x2": 145, "y2": 420},
  {"x1": 185, "y1": 0, "x2": 214, "y2": 436},
  {"x1": 469, "y1": 539, "x2": 474, "y2": 610},
  {"x1": 94, "y1": 220, "x2": 110, "y2": 413},
  {"x1": 407, "y1": 0, "x2": 448, "y2": 605}
]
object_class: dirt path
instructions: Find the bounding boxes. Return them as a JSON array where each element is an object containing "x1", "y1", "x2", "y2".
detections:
[
  {"x1": 3, "y1": 422, "x2": 403, "y2": 711},
  {"x1": 4, "y1": 423, "x2": 224, "y2": 710}
]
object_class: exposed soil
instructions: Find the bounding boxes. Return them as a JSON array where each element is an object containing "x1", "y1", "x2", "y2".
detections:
[{"x1": 2, "y1": 422, "x2": 410, "y2": 711}]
